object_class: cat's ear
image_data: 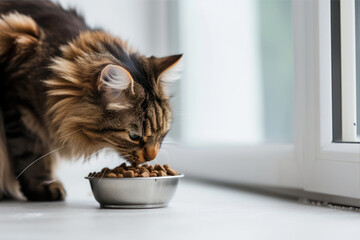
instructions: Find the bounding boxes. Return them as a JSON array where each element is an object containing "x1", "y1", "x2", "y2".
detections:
[
  {"x1": 0, "y1": 12, "x2": 40, "y2": 56},
  {"x1": 153, "y1": 54, "x2": 183, "y2": 96},
  {"x1": 97, "y1": 64, "x2": 134, "y2": 110}
]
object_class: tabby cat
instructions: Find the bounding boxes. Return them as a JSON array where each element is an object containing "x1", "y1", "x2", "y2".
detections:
[{"x1": 0, "y1": 1, "x2": 182, "y2": 201}]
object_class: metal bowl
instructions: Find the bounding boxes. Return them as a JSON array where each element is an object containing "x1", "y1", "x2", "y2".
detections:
[{"x1": 86, "y1": 174, "x2": 184, "y2": 209}]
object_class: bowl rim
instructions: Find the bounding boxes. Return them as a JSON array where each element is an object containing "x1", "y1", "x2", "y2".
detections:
[{"x1": 85, "y1": 173, "x2": 184, "y2": 180}]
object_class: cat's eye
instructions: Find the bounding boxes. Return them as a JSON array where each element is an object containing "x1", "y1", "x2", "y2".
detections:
[{"x1": 129, "y1": 131, "x2": 141, "y2": 141}]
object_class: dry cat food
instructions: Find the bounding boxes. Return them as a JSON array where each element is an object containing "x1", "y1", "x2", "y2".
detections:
[{"x1": 87, "y1": 163, "x2": 179, "y2": 178}]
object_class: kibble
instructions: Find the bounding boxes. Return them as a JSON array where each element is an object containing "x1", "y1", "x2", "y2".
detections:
[
  {"x1": 106, "y1": 173, "x2": 117, "y2": 178},
  {"x1": 155, "y1": 164, "x2": 166, "y2": 172},
  {"x1": 158, "y1": 170, "x2": 167, "y2": 176},
  {"x1": 140, "y1": 167, "x2": 149, "y2": 174},
  {"x1": 140, "y1": 172, "x2": 150, "y2": 177},
  {"x1": 88, "y1": 163, "x2": 179, "y2": 178},
  {"x1": 124, "y1": 170, "x2": 135, "y2": 178},
  {"x1": 164, "y1": 166, "x2": 178, "y2": 176}
]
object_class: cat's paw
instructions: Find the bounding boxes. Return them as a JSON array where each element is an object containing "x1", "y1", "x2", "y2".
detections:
[{"x1": 24, "y1": 181, "x2": 66, "y2": 201}]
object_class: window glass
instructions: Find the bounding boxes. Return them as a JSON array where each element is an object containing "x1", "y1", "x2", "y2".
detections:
[
  {"x1": 332, "y1": 0, "x2": 360, "y2": 142},
  {"x1": 170, "y1": 0, "x2": 293, "y2": 146},
  {"x1": 356, "y1": 0, "x2": 360, "y2": 140}
]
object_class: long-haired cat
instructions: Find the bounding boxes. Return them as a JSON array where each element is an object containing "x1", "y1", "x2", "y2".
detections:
[{"x1": 0, "y1": 1, "x2": 182, "y2": 201}]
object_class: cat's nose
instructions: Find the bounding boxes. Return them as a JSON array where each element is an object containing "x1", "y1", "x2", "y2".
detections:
[{"x1": 143, "y1": 143, "x2": 159, "y2": 161}]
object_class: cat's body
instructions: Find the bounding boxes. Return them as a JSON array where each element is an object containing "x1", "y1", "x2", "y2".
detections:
[{"x1": 0, "y1": 1, "x2": 182, "y2": 201}]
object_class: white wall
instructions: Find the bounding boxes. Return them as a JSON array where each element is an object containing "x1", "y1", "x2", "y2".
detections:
[{"x1": 57, "y1": 0, "x2": 170, "y2": 56}]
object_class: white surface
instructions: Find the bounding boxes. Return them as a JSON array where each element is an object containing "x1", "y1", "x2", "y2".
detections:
[
  {"x1": 1, "y1": 179, "x2": 360, "y2": 240},
  {"x1": 170, "y1": 144, "x2": 301, "y2": 188}
]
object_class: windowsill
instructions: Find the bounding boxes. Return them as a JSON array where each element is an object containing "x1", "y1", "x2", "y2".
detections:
[{"x1": 1, "y1": 178, "x2": 359, "y2": 239}]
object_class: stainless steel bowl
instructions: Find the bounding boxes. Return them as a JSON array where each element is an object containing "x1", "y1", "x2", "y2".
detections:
[{"x1": 86, "y1": 174, "x2": 184, "y2": 209}]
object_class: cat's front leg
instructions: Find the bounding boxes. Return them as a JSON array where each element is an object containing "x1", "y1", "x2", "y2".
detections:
[
  {"x1": 20, "y1": 178, "x2": 66, "y2": 201},
  {"x1": 7, "y1": 130, "x2": 66, "y2": 201},
  {"x1": 15, "y1": 152, "x2": 66, "y2": 201},
  {"x1": 13, "y1": 146, "x2": 66, "y2": 201}
]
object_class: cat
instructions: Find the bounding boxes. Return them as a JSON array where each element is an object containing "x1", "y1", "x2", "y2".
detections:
[{"x1": 0, "y1": 1, "x2": 182, "y2": 201}]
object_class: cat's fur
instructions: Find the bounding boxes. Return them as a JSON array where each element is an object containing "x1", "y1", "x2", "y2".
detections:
[{"x1": 0, "y1": 1, "x2": 182, "y2": 201}]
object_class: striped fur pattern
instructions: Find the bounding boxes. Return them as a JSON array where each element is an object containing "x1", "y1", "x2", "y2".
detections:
[{"x1": 0, "y1": 1, "x2": 182, "y2": 201}]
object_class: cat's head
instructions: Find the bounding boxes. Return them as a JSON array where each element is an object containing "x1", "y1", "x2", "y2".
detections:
[{"x1": 46, "y1": 31, "x2": 183, "y2": 164}]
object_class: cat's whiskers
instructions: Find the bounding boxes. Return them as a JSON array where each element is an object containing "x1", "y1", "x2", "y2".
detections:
[
  {"x1": 162, "y1": 142, "x2": 181, "y2": 146},
  {"x1": 151, "y1": 158, "x2": 159, "y2": 165},
  {"x1": 88, "y1": 153, "x2": 131, "y2": 180},
  {"x1": 120, "y1": 154, "x2": 131, "y2": 159},
  {"x1": 95, "y1": 152, "x2": 122, "y2": 184},
  {"x1": 156, "y1": 145, "x2": 184, "y2": 174},
  {"x1": 159, "y1": 147, "x2": 169, "y2": 155},
  {"x1": 16, "y1": 146, "x2": 64, "y2": 179},
  {"x1": 159, "y1": 147, "x2": 174, "y2": 164},
  {"x1": 59, "y1": 129, "x2": 82, "y2": 139},
  {"x1": 91, "y1": 152, "x2": 116, "y2": 182},
  {"x1": 96, "y1": 170, "x2": 107, "y2": 185},
  {"x1": 16, "y1": 128, "x2": 85, "y2": 180},
  {"x1": 43, "y1": 179, "x2": 59, "y2": 185},
  {"x1": 83, "y1": 148, "x2": 107, "y2": 162},
  {"x1": 171, "y1": 114, "x2": 187, "y2": 118}
]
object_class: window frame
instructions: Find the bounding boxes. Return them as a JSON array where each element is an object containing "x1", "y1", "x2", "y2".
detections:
[
  {"x1": 301, "y1": 0, "x2": 360, "y2": 198},
  {"x1": 169, "y1": 0, "x2": 360, "y2": 202}
]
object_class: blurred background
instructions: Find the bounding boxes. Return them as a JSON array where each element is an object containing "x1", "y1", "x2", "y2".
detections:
[
  {"x1": 4, "y1": 2, "x2": 360, "y2": 239},
  {"x1": 55, "y1": 0, "x2": 294, "y2": 198},
  {"x1": 58, "y1": 0, "x2": 293, "y2": 144}
]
